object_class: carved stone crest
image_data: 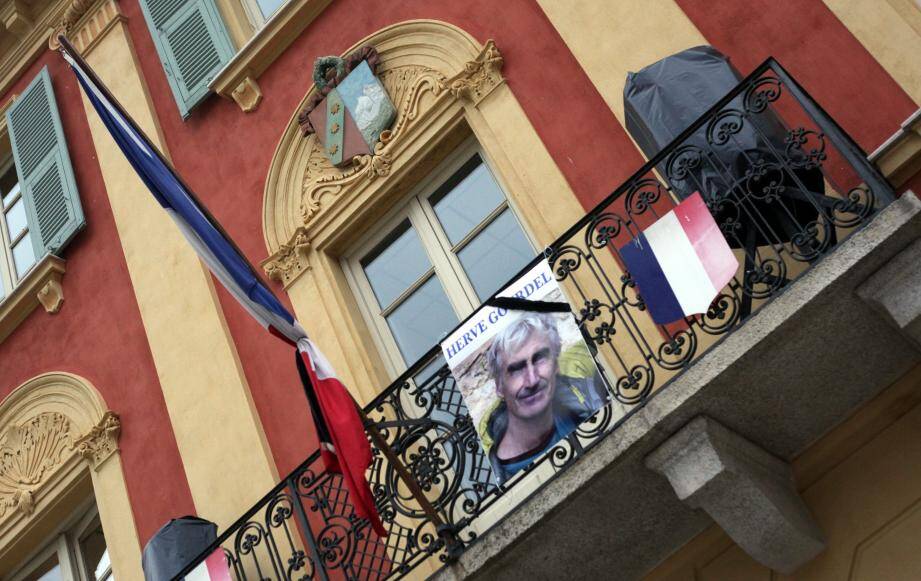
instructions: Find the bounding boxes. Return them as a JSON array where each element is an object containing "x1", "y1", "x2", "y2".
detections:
[{"x1": 299, "y1": 47, "x2": 397, "y2": 167}]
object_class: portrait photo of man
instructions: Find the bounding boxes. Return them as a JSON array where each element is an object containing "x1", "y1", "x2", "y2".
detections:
[
  {"x1": 441, "y1": 261, "x2": 609, "y2": 486},
  {"x1": 483, "y1": 312, "x2": 606, "y2": 483}
]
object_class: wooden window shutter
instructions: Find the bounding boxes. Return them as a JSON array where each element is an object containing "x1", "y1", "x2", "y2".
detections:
[
  {"x1": 138, "y1": 0, "x2": 235, "y2": 118},
  {"x1": 7, "y1": 67, "x2": 85, "y2": 257}
]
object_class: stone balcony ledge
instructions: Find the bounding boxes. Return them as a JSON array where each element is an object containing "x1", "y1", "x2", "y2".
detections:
[{"x1": 434, "y1": 192, "x2": 921, "y2": 580}]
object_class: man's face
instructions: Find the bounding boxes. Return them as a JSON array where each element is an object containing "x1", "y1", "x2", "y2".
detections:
[{"x1": 497, "y1": 333, "x2": 557, "y2": 421}]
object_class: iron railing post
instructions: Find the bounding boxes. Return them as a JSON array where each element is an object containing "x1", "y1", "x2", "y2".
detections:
[
  {"x1": 767, "y1": 59, "x2": 897, "y2": 204},
  {"x1": 286, "y1": 477, "x2": 331, "y2": 581}
]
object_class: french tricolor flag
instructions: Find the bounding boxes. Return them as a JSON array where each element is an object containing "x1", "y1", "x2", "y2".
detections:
[
  {"x1": 184, "y1": 550, "x2": 232, "y2": 581},
  {"x1": 620, "y1": 193, "x2": 738, "y2": 325},
  {"x1": 59, "y1": 39, "x2": 386, "y2": 539}
]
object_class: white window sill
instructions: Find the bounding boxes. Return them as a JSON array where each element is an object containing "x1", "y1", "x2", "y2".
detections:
[
  {"x1": 209, "y1": 0, "x2": 333, "y2": 113},
  {"x1": 0, "y1": 254, "x2": 65, "y2": 345}
]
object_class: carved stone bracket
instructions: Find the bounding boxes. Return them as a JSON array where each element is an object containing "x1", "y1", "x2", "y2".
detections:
[
  {"x1": 231, "y1": 76, "x2": 263, "y2": 113},
  {"x1": 37, "y1": 277, "x2": 64, "y2": 314},
  {"x1": 262, "y1": 228, "x2": 311, "y2": 287},
  {"x1": 74, "y1": 411, "x2": 121, "y2": 471},
  {"x1": 440, "y1": 39, "x2": 504, "y2": 106}
]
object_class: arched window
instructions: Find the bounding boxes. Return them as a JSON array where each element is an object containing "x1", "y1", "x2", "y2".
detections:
[
  {"x1": 262, "y1": 21, "x2": 587, "y2": 401},
  {"x1": 0, "y1": 373, "x2": 140, "y2": 579}
]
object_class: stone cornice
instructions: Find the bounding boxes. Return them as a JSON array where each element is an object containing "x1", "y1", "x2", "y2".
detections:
[
  {"x1": 869, "y1": 108, "x2": 921, "y2": 188},
  {"x1": 48, "y1": 0, "x2": 123, "y2": 56},
  {"x1": 209, "y1": 0, "x2": 332, "y2": 113},
  {"x1": 0, "y1": 0, "x2": 74, "y2": 99},
  {"x1": 0, "y1": 254, "x2": 66, "y2": 345}
]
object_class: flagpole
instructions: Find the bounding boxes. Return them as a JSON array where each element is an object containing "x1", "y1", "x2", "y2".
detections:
[
  {"x1": 57, "y1": 34, "x2": 265, "y2": 287},
  {"x1": 58, "y1": 33, "x2": 462, "y2": 560},
  {"x1": 357, "y1": 406, "x2": 464, "y2": 559}
]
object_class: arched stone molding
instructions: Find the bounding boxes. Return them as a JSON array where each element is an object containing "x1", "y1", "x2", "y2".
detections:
[
  {"x1": 261, "y1": 20, "x2": 586, "y2": 401},
  {"x1": 0, "y1": 373, "x2": 142, "y2": 578}
]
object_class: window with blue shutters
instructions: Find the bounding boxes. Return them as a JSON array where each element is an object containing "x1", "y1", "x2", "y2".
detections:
[
  {"x1": 138, "y1": 0, "x2": 236, "y2": 118},
  {"x1": 0, "y1": 66, "x2": 84, "y2": 302}
]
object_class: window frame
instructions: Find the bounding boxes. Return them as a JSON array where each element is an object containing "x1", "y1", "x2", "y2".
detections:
[
  {"x1": 7, "y1": 501, "x2": 107, "y2": 581},
  {"x1": 0, "y1": 151, "x2": 36, "y2": 299},
  {"x1": 238, "y1": 0, "x2": 287, "y2": 28},
  {"x1": 342, "y1": 139, "x2": 537, "y2": 378}
]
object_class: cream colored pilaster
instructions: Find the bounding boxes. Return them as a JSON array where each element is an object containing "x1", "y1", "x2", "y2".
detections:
[
  {"x1": 537, "y1": 0, "x2": 707, "y2": 124},
  {"x1": 62, "y1": 1, "x2": 277, "y2": 528},
  {"x1": 89, "y1": 454, "x2": 142, "y2": 580},
  {"x1": 75, "y1": 412, "x2": 144, "y2": 581},
  {"x1": 823, "y1": 0, "x2": 921, "y2": 105}
]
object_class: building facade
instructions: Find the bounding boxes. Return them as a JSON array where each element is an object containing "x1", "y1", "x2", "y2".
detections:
[{"x1": 0, "y1": 0, "x2": 920, "y2": 579}]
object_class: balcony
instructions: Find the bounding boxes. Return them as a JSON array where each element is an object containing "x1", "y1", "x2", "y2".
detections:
[{"x1": 174, "y1": 58, "x2": 921, "y2": 580}]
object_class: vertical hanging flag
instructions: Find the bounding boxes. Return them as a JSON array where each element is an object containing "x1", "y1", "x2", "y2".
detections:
[
  {"x1": 619, "y1": 192, "x2": 738, "y2": 324},
  {"x1": 58, "y1": 38, "x2": 386, "y2": 537}
]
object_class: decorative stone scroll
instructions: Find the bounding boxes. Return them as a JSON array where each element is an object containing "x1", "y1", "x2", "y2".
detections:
[
  {"x1": 262, "y1": 29, "x2": 507, "y2": 286},
  {"x1": 0, "y1": 412, "x2": 74, "y2": 517},
  {"x1": 0, "y1": 384, "x2": 122, "y2": 523}
]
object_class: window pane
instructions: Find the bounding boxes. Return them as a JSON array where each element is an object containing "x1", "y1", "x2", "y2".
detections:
[
  {"x1": 386, "y1": 276, "x2": 457, "y2": 365},
  {"x1": 5, "y1": 196, "x2": 27, "y2": 239},
  {"x1": 22, "y1": 554, "x2": 62, "y2": 581},
  {"x1": 362, "y1": 220, "x2": 431, "y2": 309},
  {"x1": 430, "y1": 156, "x2": 506, "y2": 246},
  {"x1": 457, "y1": 209, "x2": 534, "y2": 300},
  {"x1": 80, "y1": 523, "x2": 111, "y2": 581},
  {"x1": 13, "y1": 232, "x2": 36, "y2": 278},
  {"x1": 0, "y1": 165, "x2": 18, "y2": 208},
  {"x1": 256, "y1": 0, "x2": 285, "y2": 18}
]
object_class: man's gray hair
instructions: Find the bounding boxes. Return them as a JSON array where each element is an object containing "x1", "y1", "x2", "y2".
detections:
[{"x1": 487, "y1": 312, "x2": 562, "y2": 388}]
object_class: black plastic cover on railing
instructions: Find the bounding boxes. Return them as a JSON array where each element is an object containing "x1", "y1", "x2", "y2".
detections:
[{"x1": 173, "y1": 57, "x2": 896, "y2": 581}]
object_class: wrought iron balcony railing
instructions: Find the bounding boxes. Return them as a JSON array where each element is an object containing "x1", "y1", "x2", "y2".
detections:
[{"x1": 174, "y1": 57, "x2": 896, "y2": 581}]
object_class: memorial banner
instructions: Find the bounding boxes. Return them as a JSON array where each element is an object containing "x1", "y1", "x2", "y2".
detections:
[{"x1": 441, "y1": 261, "x2": 608, "y2": 484}]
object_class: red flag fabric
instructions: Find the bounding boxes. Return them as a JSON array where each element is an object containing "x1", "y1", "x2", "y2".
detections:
[{"x1": 298, "y1": 343, "x2": 386, "y2": 537}]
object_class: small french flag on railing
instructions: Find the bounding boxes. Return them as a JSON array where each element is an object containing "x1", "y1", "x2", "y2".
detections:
[
  {"x1": 184, "y1": 549, "x2": 232, "y2": 581},
  {"x1": 619, "y1": 192, "x2": 738, "y2": 325}
]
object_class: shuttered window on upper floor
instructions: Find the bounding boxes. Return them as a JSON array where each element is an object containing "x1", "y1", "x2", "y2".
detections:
[
  {"x1": 137, "y1": 0, "x2": 236, "y2": 118},
  {"x1": 0, "y1": 66, "x2": 84, "y2": 300}
]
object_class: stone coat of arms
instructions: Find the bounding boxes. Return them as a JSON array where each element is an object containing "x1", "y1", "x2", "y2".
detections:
[{"x1": 298, "y1": 46, "x2": 397, "y2": 166}]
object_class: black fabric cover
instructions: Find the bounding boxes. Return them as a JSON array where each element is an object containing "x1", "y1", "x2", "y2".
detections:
[
  {"x1": 624, "y1": 46, "x2": 824, "y2": 246},
  {"x1": 142, "y1": 516, "x2": 217, "y2": 581}
]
